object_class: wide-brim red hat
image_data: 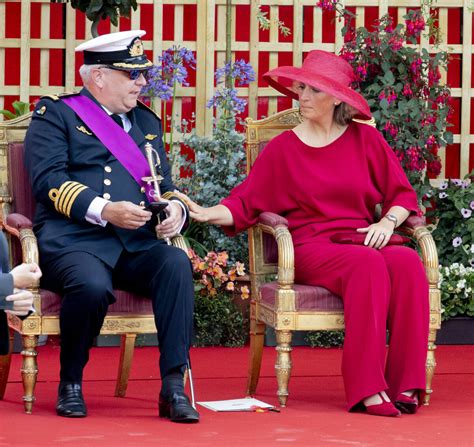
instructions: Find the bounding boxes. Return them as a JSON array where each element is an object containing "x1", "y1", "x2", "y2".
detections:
[{"x1": 263, "y1": 50, "x2": 371, "y2": 121}]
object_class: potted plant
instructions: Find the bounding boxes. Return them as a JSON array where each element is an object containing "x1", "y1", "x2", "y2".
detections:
[
  {"x1": 427, "y1": 176, "x2": 474, "y2": 343},
  {"x1": 189, "y1": 249, "x2": 249, "y2": 347}
]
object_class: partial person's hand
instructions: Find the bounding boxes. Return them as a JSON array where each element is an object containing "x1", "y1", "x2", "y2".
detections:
[
  {"x1": 155, "y1": 200, "x2": 183, "y2": 239},
  {"x1": 10, "y1": 263, "x2": 42, "y2": 289},
  {"x1": 5, "y1": 289, "x2": 34, "y2": 316},
  {"x1": 173, "y1": 192, "x2": 209, "y2": 223},
  {"x1": 102, "y1": 201, "x2": 152, "y2": 229},
  {"x1": 356, "y1": 220, "x2": 395, "y2": 249}
]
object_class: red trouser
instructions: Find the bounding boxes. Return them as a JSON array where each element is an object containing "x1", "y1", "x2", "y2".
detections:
[{"x1": 295, "y1": 243, "x2": 429, "y2": 409}]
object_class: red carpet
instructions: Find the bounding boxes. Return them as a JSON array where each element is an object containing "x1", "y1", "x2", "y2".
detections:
[{"x1": 1, "y1": 343, "x2": 473, "y2": 447}]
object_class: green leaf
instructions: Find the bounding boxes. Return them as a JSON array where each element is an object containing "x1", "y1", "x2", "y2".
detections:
[{"x1": 0, "y1": 110, "x2": 16, "y2": 120}]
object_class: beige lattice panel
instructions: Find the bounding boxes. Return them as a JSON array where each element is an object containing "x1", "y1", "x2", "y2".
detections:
[{"x1": 0, "y1": 0, "x2": 472, "y2": 177}]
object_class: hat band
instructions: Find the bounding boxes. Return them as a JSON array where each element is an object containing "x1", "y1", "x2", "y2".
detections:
[{"x1": 84, "y1": 49, "x2": 150, "y2": 67}]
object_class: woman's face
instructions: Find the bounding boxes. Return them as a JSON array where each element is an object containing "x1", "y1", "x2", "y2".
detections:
[{"x1": 293, "y1": 82, "x2": 339, "y2": 123}]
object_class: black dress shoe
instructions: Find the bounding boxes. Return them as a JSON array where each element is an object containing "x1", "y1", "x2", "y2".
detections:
[
  {"x1": 56, "y1": 382, "x2": 87, "y2": 418},
  {"x1": 159, "y1": 392, "x2": 200, "y2": 423}
]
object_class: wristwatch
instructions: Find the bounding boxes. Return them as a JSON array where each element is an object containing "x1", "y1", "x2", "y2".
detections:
[{"x1": 383, "y1": 213, "x2": 398, "y2": 228}]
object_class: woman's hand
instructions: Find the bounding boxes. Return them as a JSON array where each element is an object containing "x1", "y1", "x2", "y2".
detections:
[
  {"x1": 357, "y1": 219, "x2": 395, "y2": 249},
  {"x1": 174, "y1": 192, "x2": 210, "y2": 223},
  {"x1": 5, "y1": 289, "x2": 34, "y2": 316},
  {"x1": 10, "y1": 263, "x2": 42, "y2": 289}
]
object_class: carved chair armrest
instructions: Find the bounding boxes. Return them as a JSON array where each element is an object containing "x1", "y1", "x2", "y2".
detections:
[
  {"x1": 3, "y1": 213, "x2": 39, "y2": 266},
  {"x1": 256, "y1": 212, "x2": 294, "y2": 288},
  {"x1": 2, "y1": 213, "x2": 41, "y2": 315},
  {"x1": 399, "y1": 215, "x2": 439, "y2": 286}
]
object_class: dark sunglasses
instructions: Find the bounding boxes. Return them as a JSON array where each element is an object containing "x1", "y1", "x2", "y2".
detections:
[{"x1": 100, "y1": 66, "x2": 149, "y2": 80}]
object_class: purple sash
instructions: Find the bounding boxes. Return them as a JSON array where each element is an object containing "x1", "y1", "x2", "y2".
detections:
[{"x1": 62, "y1": 95, "x2": 154, "y2": 200}]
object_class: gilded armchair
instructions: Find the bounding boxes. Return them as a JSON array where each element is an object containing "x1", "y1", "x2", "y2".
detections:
[
  {"x1": 244, "y1": 108, "x2": 441, "y2": 407},
  {"x1": 0, "y1": 113, "x2": 188, "y2": 413}
]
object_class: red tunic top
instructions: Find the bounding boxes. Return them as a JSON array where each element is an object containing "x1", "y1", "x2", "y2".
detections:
[{"x1": 222, "y1": 122, "x2": 419, "y2": 244}]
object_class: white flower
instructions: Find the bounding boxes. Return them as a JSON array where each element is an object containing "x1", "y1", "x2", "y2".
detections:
[
  {"x1": 439, "y1": 192, "x2": 448, "y2": 199},
  {"x1": 452, "y1": 237, "x2": 462, "y2": 248},
  {"x1": 456, "y1": 279, "x2": 466, "y2": 289},
  {"x1": 461, "y1": 208, "x2": 472, "y2": 218},
  {"x1": 439, "y1": 181, "x2": 448, "y2": 190}
]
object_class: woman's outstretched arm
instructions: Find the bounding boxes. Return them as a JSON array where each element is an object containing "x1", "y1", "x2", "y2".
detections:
[{"x1": 176, "y1": 193, "x2": 234, "y2": 226}]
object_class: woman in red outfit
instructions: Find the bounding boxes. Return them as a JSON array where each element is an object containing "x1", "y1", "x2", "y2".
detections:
[{"x1": 183, "y1": 50, "x2": 429, "y2": 417}]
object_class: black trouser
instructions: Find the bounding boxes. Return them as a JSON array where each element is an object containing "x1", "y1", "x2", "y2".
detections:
[{"x1": 41, "y1": 243, "x2": 194, "y2": 383}]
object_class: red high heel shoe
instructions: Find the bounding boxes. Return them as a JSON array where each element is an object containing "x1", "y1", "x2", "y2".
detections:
[
  {"x1": 395, "y1": 391, "x2": 419, "y2": 414},
  {"x1": 364, "y1": 393, "x2": 401, "y2": 417}
]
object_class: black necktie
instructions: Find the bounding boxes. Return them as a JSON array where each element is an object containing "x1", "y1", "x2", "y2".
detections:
[{"x1": 110, "y1": 114, "x2": 123, "y2": 128}]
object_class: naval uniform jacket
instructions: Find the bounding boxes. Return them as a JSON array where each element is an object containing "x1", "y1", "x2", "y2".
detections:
[{"x1": 24, "y1": 88, "x2": 187, "y2": 269}]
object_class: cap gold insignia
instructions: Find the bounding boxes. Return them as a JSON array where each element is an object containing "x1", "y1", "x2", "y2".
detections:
[
  {"x1": 76, "y1": 125, "x2": 92, "y2": 136},
  {"x1": 129, "y1": 38, "x2": 144, "y2": 57},
  {"x1": 145, "y1": 134, "x2": 157, "y2": 140},
  {"x1": 36, "y1": 106, "x2": 46, "y2": 115}
]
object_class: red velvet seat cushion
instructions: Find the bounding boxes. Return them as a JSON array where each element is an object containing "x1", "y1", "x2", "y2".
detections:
[
  {"x1": 40, "y1": 289, "x2": 153, "y2": 316},
  {"x1": 260, "y1": 282, "x2": 343, "y2": 311}
]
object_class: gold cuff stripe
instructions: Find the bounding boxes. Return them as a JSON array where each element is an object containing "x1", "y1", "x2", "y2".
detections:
[
  {"x1": 162, "y1": 191, "x2": 190, "y2": 208},
  {"x1": 49, "y1": 181, "x2": 88, "y2": 217},
  {"x1": 65, "y1": 185, "x2": 87, "y2": 217},
  {"x1": 56, "y1": 182, "x2": 77, "y2": 212}
]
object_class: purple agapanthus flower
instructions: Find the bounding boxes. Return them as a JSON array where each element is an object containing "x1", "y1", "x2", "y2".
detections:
[
  {"x1": 215, "y1": 60, "x2": 256, "y2": 86},
  {"x1": 461, "y1": 208, "x2": 472, "y2": 218},
  {"x1": 141, "y1": 46, "x2": 196, "y2": 99},
  {"x1": 207, "y1": 88, "x2": 247, "y2": 114},
  {"x1": 452, "y1": 237, "x2": 462, "y2": 248}
]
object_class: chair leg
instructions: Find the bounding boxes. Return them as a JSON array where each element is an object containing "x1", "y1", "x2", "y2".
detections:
[
  {"x1": 115, "y1": 333, "x2": 136, "y2": 398},
  {"x1": 21, "y1": 335, "x2": 39, "y2": 414},
  {"x1": 246, "y1": 315, "x2": 266, "y2": 396},
  {"x1": 0, "y1": 330, "x2": 14, "y2": 399},
  {"x1": 423, "y1": 327, "x2": 437, "y2": 405},
  {"x1": 275, "y1": 329, "x2": 293, "y2": 407}
]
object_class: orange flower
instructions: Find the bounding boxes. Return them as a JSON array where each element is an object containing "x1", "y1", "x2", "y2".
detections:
[
  {"x1": 240, "y1": 285, "x2": 250, "y2": 299},
  {"x1": 226, "y1": 282, "x2": 235, "y2": 291}
]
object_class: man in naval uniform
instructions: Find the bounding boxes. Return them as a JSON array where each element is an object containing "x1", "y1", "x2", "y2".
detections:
[{"x1": 24, "y1": 30, "x2": 199, "y2": 423}]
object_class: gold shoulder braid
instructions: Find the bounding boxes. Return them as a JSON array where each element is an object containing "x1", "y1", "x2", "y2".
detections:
[{"x1": 48, "y1": 181, "x2": 88, "y2": 218}]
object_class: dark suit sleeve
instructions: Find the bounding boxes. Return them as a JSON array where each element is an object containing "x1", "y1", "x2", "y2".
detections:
[{"x1": 24, "y1": 98, "x2": 98, "y2": 221}]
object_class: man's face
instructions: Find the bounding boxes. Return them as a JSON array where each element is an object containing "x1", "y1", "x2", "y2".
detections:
[{"x1": 96, "y1": 67, "x2": 147, "y2": 113}]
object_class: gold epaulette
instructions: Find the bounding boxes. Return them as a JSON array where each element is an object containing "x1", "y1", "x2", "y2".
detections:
[
  {"x1": 48, "y1": 181, "x2": 88, "y2": 218},
  {"x1": 137, "y1": 100, "x2": 161, "y2": 120},
  {"x1": 162, "y1": 191, "x2": 190, "y2": 208},
  {"x1": 40, "y1": 92, "x2": 79, "y2": 101},
  {"x1": 352, "y1": 117, "x2": 377, "y2": 127}
]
